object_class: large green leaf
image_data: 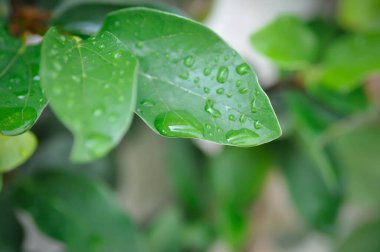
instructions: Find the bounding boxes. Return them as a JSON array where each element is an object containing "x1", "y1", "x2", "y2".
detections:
[
  {"x1": 0, "y1": 25, "x2": 47, "y2": 136},
  {"x1": 209, "y1": 146, "x2": 271, "y2": 248},
  {"x1": 338, "y1": 0, "x2": 380, "y2": 32},
  {"x1": 40, "y1": 27, "x2": 138, "y2": 162},
  {"x1": 12, "y1": 170, "x2": 146, "y2": 252},
  {"x1": 335, "y1": 221, "x2": 380, "y2": 252},
  {"x1": 0, "y1": 131, "x2": 37, "y2": 173},
  {"x1": 280, "y1": 92, "x2": 343, "y2": 232},
  {"x1": 320, "y1": 33, "x2": 380, "y2": 92},
  {"x1": 0, "y1": 194, "x2": 24, "y2": 252},
  {"x1": 250, "y1": 15, "x2": 318, "y2": 69},
  {"x1": 52, "y1": 1, "x2": 185, "y2": 36},
  {"x1": 101, "y1": 8, "x2": 281, "y2": 147}
]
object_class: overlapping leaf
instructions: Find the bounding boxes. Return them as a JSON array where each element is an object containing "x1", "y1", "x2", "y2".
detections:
[
  {"x1": 0, "y1": 24, "x2": 47, "y2": 135},
  {"x1": 40, "y1": 27, "x2": 138, "y2": 162}
]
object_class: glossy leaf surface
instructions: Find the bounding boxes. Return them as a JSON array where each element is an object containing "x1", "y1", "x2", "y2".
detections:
[
  {"x1": 0, "y1": 131, "x2": 37, "y2": 173},
  {"x1": 101, "y1": 8, "x2": 281, "y2": 147},
  {"x1": 321, "y1": 33, "x2": 380, "y2": 92},
  {"x1": 40, "y1": 27, "x2": 138, "y2": 162},
  {"x1": 12, "y1": 170, "x2": 146, "y2": 252},
  {"x1": 250, "y1": 15, "x2": 318, "y2": 69},
  {"x1": 0, "y1": 25, "x2": 47, "y2": 135}
]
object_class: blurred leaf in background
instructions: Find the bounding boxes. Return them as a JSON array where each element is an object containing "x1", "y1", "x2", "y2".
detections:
[{"x1": 12, "y1": 170, "x2": 146, "y2": 252}]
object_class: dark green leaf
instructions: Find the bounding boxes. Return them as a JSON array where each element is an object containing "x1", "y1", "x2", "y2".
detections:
[
  {"x1": 320, "y1": 33, "x2": 380, "y2": 92},
  {"x1": 336, "y1": 221, "x2": 380, "y2": 252},
  {"x1": 209, "y1": 146, "x2": 271, "y2": 247},
  {"x1": 338, "y1": 0, "x2": 380, "y2": 32},
  {"x1": 274, "y1": 140, "x2": 342, "y2": 233},
  {"x1": 40, "y1": 27, "x2": 138, "y2": 162},
  {"x1": 250, "y1": 15, "x2": 318, "y2": 69},
  {"x1": 0, "y1": 194, "x2": 24, "y2": 252},
  {"x1": 12, "y1": 170, "x2": 146, "y2": 252},
  {"x1": 0, "y1": 131, "x2": 37, "y2": 173},
  {"x1": 52, "y1": 1, "x2": 185, "y2": 36},
  {"x1": 0, "y1": 25, "x2": 47, "y2": 135},
  {"x1": 166, "y1": 139, "x2": 205, "y2": 216},
  {"x1": 101, "y1": 8, "x2": 281, "y2": 147}
]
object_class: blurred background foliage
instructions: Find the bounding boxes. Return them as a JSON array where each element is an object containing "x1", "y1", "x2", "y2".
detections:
[{"x1": 0, "y1": 0, "x2": 380, "y2": 251}]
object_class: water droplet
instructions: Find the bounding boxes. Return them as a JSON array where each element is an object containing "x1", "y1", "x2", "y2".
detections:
[
  {"x1": 53, "y1": 61, "x2": 62, "y2": 71},
  {"x1": 114, "y1": 20, "x2": 121, "y2": 27},
  {"x1": 141, "y1": 100, "x2": 155, "y2": 107},
  {"x1": 194, "y1": 77, "x2": 200, "y2": 84},
  {"x1": 99, "y1": 44, "x2": 105, "y2": 49},
  {"x1": 17, "y1": 95, "x2": 26, "y2": 100},
  {"x1": 71, "y1": 75, "x2": 80, "y2": 83},
  {"x1": 93, "y1": 107, "x2": 104, "y2": 117},
  {"x1": 165, "y1": 53, "x2": 170, "y2": 59},
  {"x1": 184, "y1": 56, "x2": 195, "y2": 67},
  {"x1": 33, "y1": 76, "x2": 40, "y2": 81},
  {"x1": 104, "y1": 83, "x2": 110, "y2": 89},
  {"x1": 205, "y1": 123, "x2": 211, "y2": 130},
  {"x1": 224, "y1": 55, "x2": 230, "y2": 61},
  {"x1": 239, "y1": 114, "x2": 247, "y2": 123},
  {"x1": 254, "y1": 120, "x2": 263, "y2": 129},
  {"x1": 108, "y1": 114, "x2": 117, "y2": 122},
  {"x1": 226, "y1": 128, "x2": 259, "y2": 145},
  {"x1": 113, "y1": 51, "x2": 122, "y2": 59},
  {"x1": 154, "y1": 111, "x2": 204, "y2": 138},
  {"x1": 53, "y1": 87, "x2": 62, "y2": 95},
  {"x1": 228, "y1": 114, "x2": 236, "y2": 121},
  {"x1": 83, "y1": 134, "x2": 112, "y2": 156},
  {"x1": 236, "y1": 63, "x2": 250, "y2": 76},
  {"x1": 239, "y1": 87, "x2": 248, "y2": 94},
  {"x1": 179, "y1": 72, "x2": 189, "y2": 80},
  {"x1": 214, "y1": 56, "x2": 219, "y2": 63},
  {"x1": 216, "y1": 88, "x2": 224, "y2": 95},
  {"x1": 251, "y1": 99, "x2": 257, "y2": 113},
  {"x1": 236, "y1": 80, "x2": 242, "y2": 87},
  {"x1": 203, "y1": 87, "x2": 210, "y2": 94},
  {"x1": 135, "y1": 41, "x2": 143, "y2": 49},
  {"x1": 217, "y1": 127, "x2": 223, "y2": 133},
  {"x1": 60, "y1": 35, "x2": 66, "y2": 42},
  {"x1": 118, "y1": 95, "x2": 125, "y2": 102},
  {"x1": 203, "y1": 67, "x2": 212, "y2": 76},
  {"x1": 217, "y1": 66, "x2": 229, "y2": 84},
  {"x1": 204, "y1": 99, "x2": 222, "y2": 118}
]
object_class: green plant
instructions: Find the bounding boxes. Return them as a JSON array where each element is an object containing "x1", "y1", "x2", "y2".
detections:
[{"x1": 1, "y1": 0, "x2": 380, "y2": 251}]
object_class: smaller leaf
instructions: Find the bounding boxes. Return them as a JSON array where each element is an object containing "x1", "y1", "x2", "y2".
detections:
[
  {"x1": 336, "y1": 221, "x2": 380, "y2": 252},
  {"x1": 320, "y1": 33, "x2": 380, "y2": 92},
  {"x1": 0, "y1": 131, "x2": 37, "y2": 173},
  {"x1": 40, "y1": 27, "x2": 138, "y2": 162},
  {"x1": 250, "y1": 15, "x2": 318, "y2": 69},
  {"x1": 12, "y1": 170, "x2": 146, "y2": 252},
  {"x1": 338, "y1": 0, "x2": 380, "y2": 32},
  {"x1": 0, "y1": 24, "x2": 47, "y2": 135}
]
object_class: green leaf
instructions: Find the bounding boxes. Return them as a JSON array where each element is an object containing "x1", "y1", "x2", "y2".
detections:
[
  {"x1": 40, "y1": 27, "x2": 138, "y2": 162},
  {"x1": 250, "y1": 15, "x2": 318, "y2": 69},
  {"x1": 12, "y1": 170, "x2": 146, "y2": 252},
  {"x1": 0, "y1": 194, "x2": 24, "y2": 252},
  {"x1": 52, "y1": 1, "x2": 185, "y2": 36},
  {"x1": 280, "y1": 92, "x2": 343, "y2": 232},
  {"x1": 101, "y1": 7, "x2": 281, "y2": 147},
  {"x1": 209, "y1": 146, "x2": 271, "y2": 248},
  {"x1": 320, "y1": 33, "x2": 380, "y2": 92},
  {"x1": 338, "y1": 0, "x2": 380, "y2": 32},
  {"x1": 274, "y1": 140, "x2": 342, "y2": 233},
  {"x1": 331, "y1": 120, "x2": 380, "y2": 206},
  {"x1": 336, "y1": 221, "x2": 380, "y2": 252},
  {"x1": 166, "y1": 139, "x2": 205, "y2": 216},
  {"x1": 0, "y1": 131, "x2": 37, "y2": 173},
  {"x1": 0, "y1": 25, "x2": 47, "y2": 136}
]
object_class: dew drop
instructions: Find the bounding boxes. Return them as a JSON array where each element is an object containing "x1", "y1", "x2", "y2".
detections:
[
  {"x1": 239, "y1": 114, "x2": 247, "y2": 123},
  {"x1": 194, "y1": 77, "x2": 200, "y2": 84},
  {"x1": 228, "y1": 114, "x2": 236, "y2": 121},
  {"x1": 113, "y1": 51, "x2": 122, "y2": 59},
  {"x1": 203, "y1": 87, "x2": 210, "y2": 94},
  {"x1": 254, "y1": 120, "x2": 263, "y2": 129},
  {"x1": 236, "y1": 63, "x2": 250, "y2": 76},
  {"x1": 226, "y1": 128, "x2": 259, "y2": 145},
  {"x1": 135, "y1": 41, "x2": 143, "y2": 49},
  {"x1": 205, "y1": 123, "x2": 211, "y2": 130},
  {"x1": 204, "y1": 99, "x2": 222, "y2": 118},
  {"x1": 239, "y1": 87, "x2": 248, "y2": 94},
  {"x1": 217, "y1": 127, "x2": 223, "y2": 133},
  {"x1": 216, "y1": 66, "x2": 229, "y2": 84},
  {"x1": 99, "y1": 44, "x2": 105, "y2": 49},
  {"x1": 184, "y1": 56, "x2": 195, "y2": 67},
  {"x1": 114, "y1": 20, "x2": 121, "y2": 27},
  {"x1": 236, "y1": 80, "x2": 242, "y2": 87},
  {"x1": 179, "y1": 72, "x2": 189, "y2": 80},
  {"x1": 203, "y1": 67, "x2": 212, "y2": 76},
  {"x1": 141, "y1": 100, "x2": 155, "y2": 107},
  {"x1": 93, "y1": 107, "x2": 104, "y2": 117},
  {"x1": 84, "y1": 134, "x2": 112, "y2": 156},
  {"x1": 251, "y1": 99, "x2": 257, "y2": 113},
  {"x1": 216, "y1": 88, "x2": 224, "y2": 95},
  {"x1": 71, "y1": 75, "x2": 80, "y2": 83}
]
